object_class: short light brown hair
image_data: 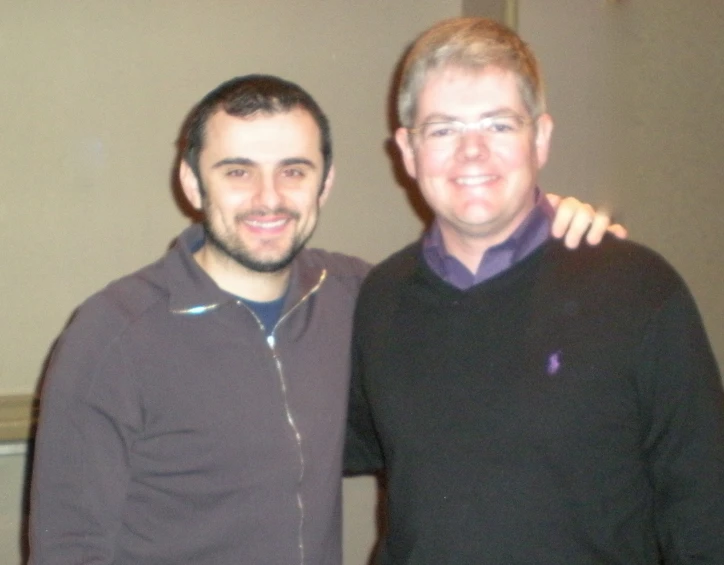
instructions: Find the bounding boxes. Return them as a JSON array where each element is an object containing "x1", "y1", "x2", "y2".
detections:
[{"x1": 397, "y1": 17, "x2": 546, "y2": 127}]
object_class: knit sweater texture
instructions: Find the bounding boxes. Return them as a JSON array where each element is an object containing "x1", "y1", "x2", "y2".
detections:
[{"x1": 346, "y1": 236, "x2": 724, "y2": 564}]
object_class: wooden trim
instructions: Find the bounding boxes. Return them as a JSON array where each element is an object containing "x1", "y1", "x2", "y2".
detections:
[
  {"x1": 0, "y1": 394, "x2": 36, "y2": 443},
  {"x1": 504, "y1": 0, "x2": 519, "y2": 29}
]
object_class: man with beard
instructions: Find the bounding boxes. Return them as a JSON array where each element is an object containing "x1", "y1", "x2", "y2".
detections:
[{"x1": 29, "y1": 74, "x2": 620, "y2": 565}]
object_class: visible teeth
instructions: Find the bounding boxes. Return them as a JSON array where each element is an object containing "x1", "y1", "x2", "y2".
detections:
[
  {"x1": 456, "y1": 175, "x2": 494, "y2": 186},
  {"x1": 246, "y1": 218, "x2": 287, "y2": 228}
]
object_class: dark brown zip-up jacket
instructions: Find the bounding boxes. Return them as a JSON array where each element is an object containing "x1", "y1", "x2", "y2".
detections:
[{"x1": 29, "y1": 224, "x2": 370, "y2": 565}]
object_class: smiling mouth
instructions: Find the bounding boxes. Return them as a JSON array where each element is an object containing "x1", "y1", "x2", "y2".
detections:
[
  {"x1": 455, "y1": 175, "x2": 497, "y2": 186},
  {"x1": 244, "y1": 218, "x2": 289, "y2": 229},
  {"x1": 238, "y1": 208, "x2": 300, "y2": 230}
]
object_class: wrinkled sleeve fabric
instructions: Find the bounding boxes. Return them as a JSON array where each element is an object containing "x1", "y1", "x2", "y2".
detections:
[
  {"x1": 636, "y1": 285, "x2": 724, "y2": 563},
  {"x1": 28, "y1": 294, "x2": 142, "y2": 565}
]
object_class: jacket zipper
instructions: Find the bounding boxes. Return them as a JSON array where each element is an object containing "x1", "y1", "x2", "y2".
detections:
[{"x1": 241, "y1": 269, "x2": 327, "y2": 565}]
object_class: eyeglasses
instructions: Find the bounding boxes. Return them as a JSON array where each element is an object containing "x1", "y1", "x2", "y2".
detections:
[{"x1": 409, "y1": 114, "x2": 532, "y2": 148}]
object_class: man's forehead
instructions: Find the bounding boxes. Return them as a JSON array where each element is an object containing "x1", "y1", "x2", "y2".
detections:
[
  {"x1": 203, "y1": 108, "x2": 320, "y2": 144},
  {"x1": 200, "y1": 107, "x2": 323, "y2": 163},
  {"x1": 415, "y1": 65, "x2": 523, "y2": 115},
  {"x1": 207, "y1": 106, "x2": 317, "y2": 129},
  {"x1": 422, "y1": 64, "x2": 516, "y2": 90}
]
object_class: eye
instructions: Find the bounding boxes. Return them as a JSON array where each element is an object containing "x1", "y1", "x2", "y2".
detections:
[
  {"x1": 486, "y1": 117, "x2": 521, "y2": 134},
  {"x1": 424, "y1": 122, "x2": 459, "y2": 139},
  {"x1": 225, "y1": 168, "x2": 249, "y2": 178},
  {"x1": 282, "y1": 167, "x2": 306, "y2": 178}
]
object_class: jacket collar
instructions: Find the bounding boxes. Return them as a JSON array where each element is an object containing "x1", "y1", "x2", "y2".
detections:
[{"x1": 164, "y1": 224, "x2": 325, "y2": 315}]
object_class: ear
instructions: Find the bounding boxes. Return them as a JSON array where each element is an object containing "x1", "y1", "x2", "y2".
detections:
[
  {"x1": 394, "y1": 127, "x2": 418, "y2": 180},
  {"x1": 318, "y1": 164, "x2": 335, "y2": 207},
  {"x1": 179, "y1": 160, "x2": 203, "y2": 211},
  {"x1": 534, "y1": 113, "x2": 554, "y2": 168}
]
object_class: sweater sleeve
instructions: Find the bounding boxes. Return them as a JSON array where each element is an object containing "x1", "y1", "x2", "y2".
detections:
[
  {"x1": 343, "y1": 276, "x2": 386, "y2": 476},
  {"x1": 344, "y1": 246, "x2": 418, "y2": 475},
  {"x1": 636, "y1": 286, "x2": 724, "y2": 563},
  {"x1": 344, "y1": 331, "x2": 385, "y2": 475},
  {"x1": 28, "y1": 298, "x2": 142, "y2": 564}
]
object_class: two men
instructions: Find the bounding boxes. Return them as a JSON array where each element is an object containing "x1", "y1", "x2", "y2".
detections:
[
  {"x1": 345, "y1": 17, "x2": 724, "y2": 564},
  {"x1": 31, "y1": 50, "x2": 616, "y2": 565}
]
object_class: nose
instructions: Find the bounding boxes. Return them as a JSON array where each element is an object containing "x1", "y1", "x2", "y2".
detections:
[
  {"x1": 253, "y1": 176, "x2": 283, "y2": 210},
  {"x1": 456, "y1": 127, "x2": 490, "y2": 161}
]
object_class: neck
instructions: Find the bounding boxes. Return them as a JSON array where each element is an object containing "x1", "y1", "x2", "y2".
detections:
[
  {"x1": 438, "y1": 220, "x2": 524, "y2": 274},
  {"x1": 438, "y1": 231, "x2": 488, "y2": 274},
  {"x1": 436, "y1": 198, "x2": 538, "y2": 274},
  {"x1": 193, "y1": 244, "x2": 291, "y2": 302}
]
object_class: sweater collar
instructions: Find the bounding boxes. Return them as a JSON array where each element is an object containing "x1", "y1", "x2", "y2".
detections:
[{"x1": 422, "y1": 188, "x2": 554, "y2": 290}]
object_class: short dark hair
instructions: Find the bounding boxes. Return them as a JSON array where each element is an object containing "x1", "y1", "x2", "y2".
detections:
[{"x1": 180, "y1": 74, "x2": 333, "y2": 181}]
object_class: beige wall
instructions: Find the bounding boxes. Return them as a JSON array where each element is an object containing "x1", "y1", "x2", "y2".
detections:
[
  {"x1": 0, "y1": 452, "x2": 26, "y2": 564},
  {"x1": 463, "y1": 0, "x2": 515, "y2": 27}
]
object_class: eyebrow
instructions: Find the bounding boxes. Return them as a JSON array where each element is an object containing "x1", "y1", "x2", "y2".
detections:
[
  {"x1": 211, "y1": 157, "x2": 256, "y2": 169},
  {"x1": 210, "y1": 157, "x2": 317, "y2": 170},
  {"x1": 420, "y1": 108, "x2": 520, "y2": 123},
  {"x1": 278, "y1": 157, "x2": 317, "y2": 170}
]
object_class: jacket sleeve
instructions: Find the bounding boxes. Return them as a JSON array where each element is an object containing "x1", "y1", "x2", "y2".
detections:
[
  {"x1": 636, "y1": 286, "x2": 724, "y2": 563},
  {"x1": 28, "y1": 298, "x2": 142, "y2": 564}
]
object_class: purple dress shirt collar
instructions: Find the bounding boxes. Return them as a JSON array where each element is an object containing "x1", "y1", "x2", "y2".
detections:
[{"x1": 422, "y1": 189, "x2": 554, "y2": 290}]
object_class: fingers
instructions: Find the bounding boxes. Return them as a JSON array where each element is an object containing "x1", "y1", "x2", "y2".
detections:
[
  {"x1": 549, "y1": 194, "x2": 627, "y2": 248},
  {"x1": 583, "y1": 211, "x2": 612, "y2": 246},
  {"x1": 549, "y1": 196, "x2": 582, "y2": 240},
  {"x1": 563, "y1": 204, "x2": 603, "y2": 249},
  {"x1": 551, "y1": 196, "x2": 602, "y2": 248},
  {"x1": 607, "y1": 223, "x2": 628, "y2": 239},
  {"x1": 545, "y1": 192, "x2": 563, "y2": 210}
]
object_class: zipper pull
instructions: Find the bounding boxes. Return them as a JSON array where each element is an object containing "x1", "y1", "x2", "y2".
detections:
[{"x1": 267, "y1": 334, "x2": 275, "y2": 348}]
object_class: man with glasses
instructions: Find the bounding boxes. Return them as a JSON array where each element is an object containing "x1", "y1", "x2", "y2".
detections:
[{"x1": 346, "y1": 17, "x2": 724, "y2": 564}]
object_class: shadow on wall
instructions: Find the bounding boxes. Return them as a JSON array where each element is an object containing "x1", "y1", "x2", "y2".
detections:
[
  {"x1": 19, "y1": 439, "x2": 34, "y2": 564},
  {"x1": 384, "y1": 40, "x2": 435, "y2": 230},
  {"x1": 19, "y1": 393, "x2": 42, "y2": 563}
]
